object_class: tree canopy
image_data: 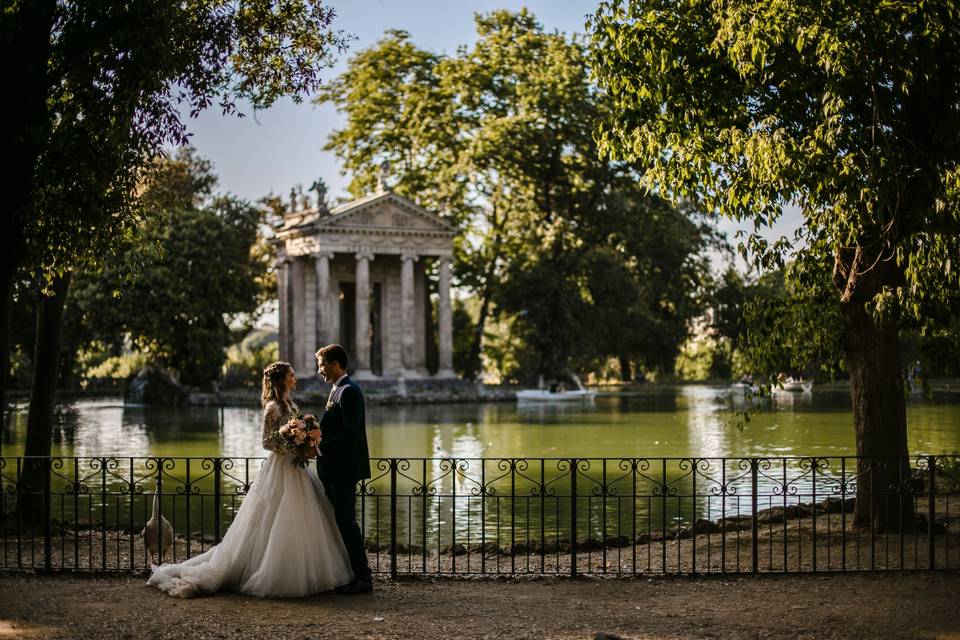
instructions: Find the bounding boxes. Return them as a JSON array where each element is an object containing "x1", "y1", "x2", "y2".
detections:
[
  {"x1": 589, "y1": 0, "x2": 960, "y2": 318},
  {"x1": 320, "y1": 10, "x2": 718, "y2": 381},
  {"x1": 5, "y1": 0, "x2": 350, "y2": 286},
  {"x1": 70, "y1": 150, "x2": 270, "y2": 387}
]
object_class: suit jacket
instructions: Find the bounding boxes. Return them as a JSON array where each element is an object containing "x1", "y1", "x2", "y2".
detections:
[{"x1": 317, "y1": 376, "x2": 371, "y2": 482}]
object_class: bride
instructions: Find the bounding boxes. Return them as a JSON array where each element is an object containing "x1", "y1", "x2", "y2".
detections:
[{"x1": 148, "y1": 361, "x2": 353, "y2": 598}]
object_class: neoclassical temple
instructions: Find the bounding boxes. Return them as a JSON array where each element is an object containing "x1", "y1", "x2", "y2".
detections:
[{"x1": 272, "y1": 188, "x2": 457, "y2": 381}]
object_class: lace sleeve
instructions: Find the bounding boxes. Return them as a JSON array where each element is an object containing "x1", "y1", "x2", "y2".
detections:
[{"x1": 261, "y1": 403, "x2": 283, "y2": 452}]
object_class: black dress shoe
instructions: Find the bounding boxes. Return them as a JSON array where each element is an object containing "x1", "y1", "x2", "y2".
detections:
[{"x1": 334, "y1": 579, "x2": 373, "y2": 595}]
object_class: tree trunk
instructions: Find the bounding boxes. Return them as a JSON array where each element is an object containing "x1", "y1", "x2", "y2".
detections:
[
  {"x1": 0, "y1": 1, "x2": 55, "y2": 443},
  {"x1": 618, "y1": 356, "x2": 633, "y2": 383},
  {"x1": 464, "y1": 210, "x2": 506, "y2": 381},
  {"x1": 0, "y1": 277, "x2": 10, "y2": 452},
  {"x1": 837, "y1": 262, "x2": 914, "y2": 532},
  {"x1": 465, "y1": 285, "x2": 493, "y2": 381},
  {"x1": 18, "y1": 273, "x2": 71, "y2": 525}
]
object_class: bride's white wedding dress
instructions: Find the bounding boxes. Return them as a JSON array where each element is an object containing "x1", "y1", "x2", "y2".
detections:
[{"x1": 148, "y1": 400, "x2": 353, "y2": 598}]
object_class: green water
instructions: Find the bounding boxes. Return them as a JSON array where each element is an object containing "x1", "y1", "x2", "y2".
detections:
[
  {"x1": 3, "y1": 386, "x2": 959, "y2": 551},
  {"x1": 4, "y1": 385, "x2": 960, "y2": 460}
]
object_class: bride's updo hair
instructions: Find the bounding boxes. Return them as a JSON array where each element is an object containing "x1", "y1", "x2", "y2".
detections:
[{"x1": 261, "y1": 361, "x2": 295, "y2": 412}]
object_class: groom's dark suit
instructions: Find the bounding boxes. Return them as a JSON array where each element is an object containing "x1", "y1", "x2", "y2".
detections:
[{"x1": 318, "y1": 375, "x2": 372, "y2": 584}]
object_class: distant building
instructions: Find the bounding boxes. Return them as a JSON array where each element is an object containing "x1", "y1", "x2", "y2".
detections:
[{"x1": 272, "y1": 187, "x2": 456, "y2": 380}]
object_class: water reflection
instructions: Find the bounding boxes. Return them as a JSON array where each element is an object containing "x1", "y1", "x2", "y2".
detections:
[
  {"x1": 220, "y1": 406, "x2": 269, "y2": 459},
  {"x1": 683, "y1": 386, "x2": 729, "y2": 457},
  {"x1": 515, "y1": 400, "x2": 598, "y2": 424},
  {"x1": 5, "y1": 384, "x2": 960, "y2": 547},
  {"x1": 11, "y1": 452, "x2": 932, "y2": 550},
  {"x1": 3, "y1": 386, "x2": 960, "y2": 461}
]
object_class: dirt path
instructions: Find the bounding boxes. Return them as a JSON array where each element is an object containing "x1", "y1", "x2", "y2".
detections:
[{"x1": 1, "y1": 572, "x2": 958, "y2": 639}]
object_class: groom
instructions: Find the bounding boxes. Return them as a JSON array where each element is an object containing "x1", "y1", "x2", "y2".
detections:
[{"x1": 315, "y1": 344, "x2": 373, "y2": 594}]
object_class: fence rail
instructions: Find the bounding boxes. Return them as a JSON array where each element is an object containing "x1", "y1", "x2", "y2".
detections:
[{"x1": 1, "y1": 455, "x2": 958, "y2": 576}]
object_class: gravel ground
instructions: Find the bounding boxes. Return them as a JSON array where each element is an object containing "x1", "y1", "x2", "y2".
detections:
[{"x1": 0, "y1": 572, "x2": 958, "y2": 639}]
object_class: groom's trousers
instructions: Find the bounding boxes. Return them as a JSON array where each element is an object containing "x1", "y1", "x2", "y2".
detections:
[{"x1": 322, "y1": 479, "x2": 372, "y2": 582}]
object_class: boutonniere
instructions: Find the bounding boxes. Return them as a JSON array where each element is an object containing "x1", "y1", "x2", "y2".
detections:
[{"x1": 325, "y1": 400, "x2": 336, "y2": 411}]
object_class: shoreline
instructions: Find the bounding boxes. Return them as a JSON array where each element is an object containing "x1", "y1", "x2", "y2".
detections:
[{"x1": 6, "y1": 377, "x2": 960, "y2": 408}]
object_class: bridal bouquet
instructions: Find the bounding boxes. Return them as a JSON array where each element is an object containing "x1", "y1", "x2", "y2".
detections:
[{"x1": 272, "y1": 414, "x2": 322, "y2": 468}]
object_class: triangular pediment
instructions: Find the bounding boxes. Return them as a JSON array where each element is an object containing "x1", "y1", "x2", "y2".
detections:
[{"x1": 319, "y1": 191, "x2": 455, "y2": 233}]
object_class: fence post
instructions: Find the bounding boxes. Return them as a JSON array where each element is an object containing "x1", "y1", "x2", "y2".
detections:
[
  {"x1": 185, "y1": 459, "x2": 192, "y2": 561},
  {"x1": 214, "y1": 458, "x2": 222, "y2": 544},
  {"x1": 74, "y1": 458, "x2": 80, "y2": 570},
  {"x1": 928, "y1": 455, "x2": 936, "y2": 570},
  {"x1": 570, "y1": 458, "x2": 578, "y2": 577},
  {"x1": 100, "y1": 458, "x2": 109, "y2": 569},
  {"x1": 390, "y1": 458, "x2": 398, "y2": 580},
  {"x1": 43, "y1": 457, "x2": 51, "y2": 572},
  {"x1": 16, "y1": 458, "x2": 22, "y2": 570},
  {"x1": 751, "y1": 458, "x2": 759, "y2": 574},
  {"x1": 510, "y1": 458, "x2": 516, "y2": 575}
]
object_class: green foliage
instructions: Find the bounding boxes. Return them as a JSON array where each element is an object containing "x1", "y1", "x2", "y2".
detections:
[
  {"x1": 901, "y1": 322, "x2": 960, "y2": 379},
  {"x1": 8, "y1": 0, "x2": 351, "y2": 285},
  {"x1": 451, "y1": 300, "x2": 477, "y2": 378},
  {"x1": 589, "y1": 0, "x2": 960, "y2": 324},
  {"x1": 70, "y1": 149, "x2": 270, "y2": 387},
  {"x1": 81, "y1": 350, "x2": 149, "y2": 382},
  {"x1": 674, "y1": 330, "x2": 716, "y2": 381},
  {"x1": 321, "y1": 10, "x2": 716, "y2": 380},
  {"x1": 222, "y1": 328, "x2": 280, "y2": 388},
  {"x1": 497, "y1": 254, "x2": 591, "y2": 378},
  {"x1": 738, "y1": 263, "x2": 845, "y2": 381}
]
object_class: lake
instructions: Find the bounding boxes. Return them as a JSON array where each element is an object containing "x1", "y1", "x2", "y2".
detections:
[
  {"x1": 3, "y1": 385, "x2": 959, "y2": 561},
  {"x1": 4, "y1": 385, "x2": 960, "y2": 460}
]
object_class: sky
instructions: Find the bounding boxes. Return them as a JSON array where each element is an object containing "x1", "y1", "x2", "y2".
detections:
[
  {"x1": 185, "y1": 0, "x2": 599, "y2": 205},
  {"x1": 184, "y1": 0, "x2": 801, "y2": 270}
]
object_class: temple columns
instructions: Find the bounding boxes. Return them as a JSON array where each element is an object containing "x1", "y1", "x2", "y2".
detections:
[
  {"x1": 436, "y1": 255, "x2": 455, "y2": 378},
  {"x1": 276, "y1": 259, "x2": 292, "y2": 362},
  {"x1": 353, "y1": 250, "x2": 374, "y2": 379},
  {"x1": 277, "y1": 250, "x2": 456, "y2": 380},
  {"x1": 400, "y1": 252, "x2": 418, "y2": 376},
  {"x1": 314, "y1": 251, "x2": 334, "y2": 351},
  {"x1": 291, "y1": 259, "x2": 313, "y2": 373}
]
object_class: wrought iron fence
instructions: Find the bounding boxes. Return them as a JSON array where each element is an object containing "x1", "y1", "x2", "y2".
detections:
[{"x1": 1, "y1": 455, "x2": 957, "y2": 575}]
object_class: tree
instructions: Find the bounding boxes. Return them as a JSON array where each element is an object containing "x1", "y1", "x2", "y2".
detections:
[
  {"x1": 6, "y1": 0, "x2": 349, "y2": 523},
  {"x1": 497, "y1": 186, "x2": 716, "y2": 382},
  {"x1": 321, "y1": 11, "x2": 715, "y2": 380},
  {"x1": 589, "y1": 0, "x2": 960, "y2": 528},
  {"x1": 738, "y1": 262, "x2": 846, "y2": 383},
  {"x1": 71, "y1": 150, "x2": 269, "y2": 387},
  {"x1": 580, "y1": 194, "x2": 717, "y2": 379}
]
